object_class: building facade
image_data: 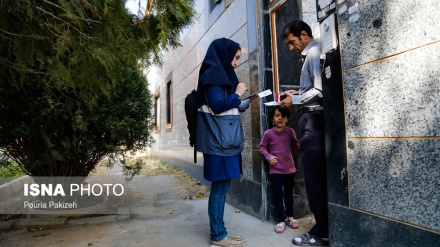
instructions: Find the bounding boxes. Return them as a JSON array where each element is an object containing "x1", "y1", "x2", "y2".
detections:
[{"x1": 147, "y1": 0, "x2": 439, "y2": 246}]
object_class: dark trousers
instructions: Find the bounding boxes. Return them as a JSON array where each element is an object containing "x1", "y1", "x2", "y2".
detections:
[
  {"x1": 270, "y1": 173, "x2": 295, "y2": 222},
  {"x1": 298, "y1": 111, "x2": 329, "y2": 238}
]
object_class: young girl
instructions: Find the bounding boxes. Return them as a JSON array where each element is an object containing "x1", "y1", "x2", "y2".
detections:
[{"x1": 258, "y1": 106, "x2": 300, "y2": 234}]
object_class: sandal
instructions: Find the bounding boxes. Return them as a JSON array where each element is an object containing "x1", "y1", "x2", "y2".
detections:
[
  {"x1": 274, "y1": 223, "x2": 286, "y2": 234},
  {"x1": 285, "y1": 219, "x2": 299, "y2": 229},
  {"x1": 292, "y1": 233, "x2": 329, "y2": 246}
]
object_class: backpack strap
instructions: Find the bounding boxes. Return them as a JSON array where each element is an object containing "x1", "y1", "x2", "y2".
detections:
[{"x1": 194, "y1": 139, "x2": 197, "y2": 163}]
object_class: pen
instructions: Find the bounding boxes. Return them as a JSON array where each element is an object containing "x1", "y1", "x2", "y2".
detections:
[{"x1": 243, "y1": 92, "x2": 259, "y2": 100}]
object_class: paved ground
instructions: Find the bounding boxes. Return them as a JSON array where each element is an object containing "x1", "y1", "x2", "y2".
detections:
[{"x1": 0, "y1": 162, "x2": 323, "y2": 247}]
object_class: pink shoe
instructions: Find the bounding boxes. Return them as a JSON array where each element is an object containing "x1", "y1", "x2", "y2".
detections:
[
  {"x1": 285, "y1": 219, "x2": 299, "y2": 229},
  {"x1": 274, "y1": 223, "x2": 286, "y2": 234}
]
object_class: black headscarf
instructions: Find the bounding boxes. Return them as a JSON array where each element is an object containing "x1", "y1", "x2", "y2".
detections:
[{"x1": 197, "y1": 38, "x2": 240, "y2": 105}]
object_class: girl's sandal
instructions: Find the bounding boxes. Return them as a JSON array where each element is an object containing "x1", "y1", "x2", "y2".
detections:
[
  {"x1": 285, "y1": 219, "x2": 299, "y2": 229},
  {"x1": 274, "y1": 223, "x2": 286, "y2": 234}
]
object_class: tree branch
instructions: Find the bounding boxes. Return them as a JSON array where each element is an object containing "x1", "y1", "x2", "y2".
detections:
[
  {"x1": 0, "y1": 29, "x2": 49, "y2": 39},
  {"x1": 42, "y1": 0, "x2": 101, "y2": 24},
  {"x1": 36, "y1": 6, "x2": 91, "y2": 40}
]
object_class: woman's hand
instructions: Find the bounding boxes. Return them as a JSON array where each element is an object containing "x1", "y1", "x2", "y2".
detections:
[{"x1": 235, "y1": 82, "x2": 247, "y2": 97}]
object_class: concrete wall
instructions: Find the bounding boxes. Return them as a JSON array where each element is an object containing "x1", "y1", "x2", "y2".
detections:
[{"x1": 326, "y1": 0, "x2": 440, "y2": 245}]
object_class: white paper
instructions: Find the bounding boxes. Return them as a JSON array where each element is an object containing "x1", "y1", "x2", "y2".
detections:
[
  {"x1": 264, "y1": 101, "x2": 280, "y2": 106},
  {"x1": 320, "y1": 14, "x2": 338, "y2": 54},
  {"x1": 258, "y1": 89, "x2": 272, "y2": 98}
]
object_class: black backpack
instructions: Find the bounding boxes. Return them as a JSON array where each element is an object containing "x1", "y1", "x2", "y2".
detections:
[{"x1": 184, "y1": 89, "x2": 198, "y2": 163}]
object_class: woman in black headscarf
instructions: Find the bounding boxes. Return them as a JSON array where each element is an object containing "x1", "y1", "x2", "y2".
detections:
[{"x1": 196, "y1": 38, "x2": 249, "y2": 247}]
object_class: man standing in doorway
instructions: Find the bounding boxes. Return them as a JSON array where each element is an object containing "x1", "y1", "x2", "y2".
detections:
[{"x1": 280, "y1": 20, "x2": 329, "y2": 246}]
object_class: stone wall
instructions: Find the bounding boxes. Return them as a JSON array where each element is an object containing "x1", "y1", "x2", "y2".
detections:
[{"x1": 327, "y1": 0, "x2": 440, "y2": 245}]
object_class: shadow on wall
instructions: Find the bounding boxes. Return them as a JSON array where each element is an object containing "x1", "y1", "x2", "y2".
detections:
[
  {"x1": 348, "y1": 139, "x2": 439, "y2": 231},
  {"x1": 340, "y1": 0, "x2": 440, "y2": 233}
]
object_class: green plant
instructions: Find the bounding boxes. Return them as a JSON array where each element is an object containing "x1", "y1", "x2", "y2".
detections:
[
  {"x1": 0, "y1": 65, "x2": 154, "y2": 177},
  {"x1": 0, "y1": 0, "x2": 195, "y2": 177},
  {"x1": 0, "y1": 161, "x2": 26, "y2": 184}
]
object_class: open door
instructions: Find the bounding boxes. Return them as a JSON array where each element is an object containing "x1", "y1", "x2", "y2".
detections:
[{"x1": 267, "y1": 0, "x2": 311, "y2": 219}]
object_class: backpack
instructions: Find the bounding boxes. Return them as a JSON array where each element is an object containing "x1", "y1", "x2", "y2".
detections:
[{"x1": 184, "y1": 89, "x2": 198, "y2": 163}]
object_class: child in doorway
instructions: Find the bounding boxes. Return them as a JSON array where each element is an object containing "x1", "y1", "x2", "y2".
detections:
[{"x1": 258, "y1": 106, "x2": 301, "y2": 234}]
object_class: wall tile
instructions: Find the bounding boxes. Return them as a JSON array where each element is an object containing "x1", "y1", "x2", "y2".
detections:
[
  {"x1": 329, "y1": 204, "x2": 440, "y2": 246},
  {"x1": 302, "y1": 13, "x2": 320, "y2": 39},
  {"x1": 193, "y1": 0, "x2": 205, "y2": 18},
  {"x1": 246, "y1": 0, "x2": 257, "y2": 53},
  {"x1": 338, "y1": 0, "x2": 440, "y2": 69},
  {"x1": 231, "y1": 25, "x2": 250, "y2": 64},
  {"x1": 195, "y1": 5, "x2": 207, "y2": 42},
  {"x1": 262, "y1": 12, "x2": 272, "y2": 69},
  {"x1": 302, "y1": 0, "x2": 317, "y2": 13},
  {"x1": 176, "y1": 37, "x2": 193, "y2": 65},
  {"x1": 344, "y1": 43, "x2": 440, "y2": 138},
  {"x1": 173, "y1": 48, "x2": 199, "y2": 91},
  {"x1": 199, "y1": 0, "x2": 247, "y2": 51},
  {"x1": 229, "y1": 178, "x2": 263, "y2": 218},
  {"x1": 241, "y1": 140, "x2": 253, "y2": 180},
  {"x1": 174, "y1": 68, "x2": 198, "y2": 104},
  {"x1": 348, "y1": 139, "x2": 440, "y2": 231}
]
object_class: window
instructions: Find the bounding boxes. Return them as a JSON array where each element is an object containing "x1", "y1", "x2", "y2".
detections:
[
  {"x1": 154, "y1": 95, "x2": 160, "y2": 130},
  {"x1": 210, "y1": 0, "x2": 220, "y2": 13},
  {"x1": 166, "y1": 81, "x2": 172, "y2": 127}
]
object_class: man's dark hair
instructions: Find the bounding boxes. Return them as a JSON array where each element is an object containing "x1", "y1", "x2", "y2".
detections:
[
  {"x1": 269, "y1": 106, "x2": 291, "y2": 121},
  {"x1": 282, "y1": 20, "x2": 313, "y2": 39}
]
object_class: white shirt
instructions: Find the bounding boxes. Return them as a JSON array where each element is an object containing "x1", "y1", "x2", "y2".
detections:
[{"x1": 291, "y1": 40, "x2": 323, "y2": 106}]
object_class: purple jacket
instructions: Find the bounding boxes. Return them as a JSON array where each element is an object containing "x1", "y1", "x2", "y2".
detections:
[{"x1": 258, "y1": 127, "x2": 300, "y2": 174}]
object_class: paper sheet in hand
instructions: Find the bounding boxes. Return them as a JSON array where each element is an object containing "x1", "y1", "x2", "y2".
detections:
[
  {"x1": 264, "y1": 101, "x2": 280, "y2": 106},
  {"x1": 258, "y1": 89, "x2": 272, "y2": 98},
  {"x1": 264, "y1": 92, "x2": 302, "y2": 106}
]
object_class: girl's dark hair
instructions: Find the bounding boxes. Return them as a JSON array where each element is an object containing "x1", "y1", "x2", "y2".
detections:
[{"x1": 269, "y1": 106, "x2": 291, "y2": 120}]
